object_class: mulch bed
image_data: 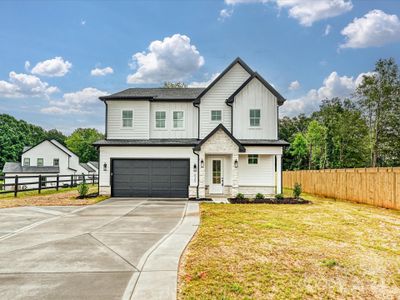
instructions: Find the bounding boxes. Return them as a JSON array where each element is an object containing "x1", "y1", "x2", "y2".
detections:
[{"x1": 228, "y1": 197, "x2": 311, "y2": 204}]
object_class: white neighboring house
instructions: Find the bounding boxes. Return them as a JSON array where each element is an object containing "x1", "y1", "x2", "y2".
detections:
[
  {"x1": 2, "y1": 139, "x2": 98, "y2": 190},
  {"x1": 94, "y1": 57, "x2": 288, "y2": 199}
]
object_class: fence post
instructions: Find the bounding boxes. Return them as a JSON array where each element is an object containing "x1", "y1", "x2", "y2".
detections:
[
  {"x1": 14, "y1": 175, "x2": 18, "y2": 197},
  {"x1": 56, "y1": 175, "x2": 59, "y2": 191},
  {"x1": 92, "y1": 174, "x2": 95, "y2": 186},
  {"x1": 70, "y1": 175, "x2": 73, "y2": 187},
  {"x1": 38, "y1": 175, "x2": 42, "y2": 194}
]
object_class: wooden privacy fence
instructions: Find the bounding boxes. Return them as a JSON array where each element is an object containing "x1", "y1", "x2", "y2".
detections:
[
  {"x1": 0, "y1": 174, "x2": 98, "y2": 197},
  {"x1": 283, "y1": 168, "x2": 400, "y2": 210}
]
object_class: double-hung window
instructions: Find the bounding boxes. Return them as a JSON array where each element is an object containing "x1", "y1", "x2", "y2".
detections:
[
  {"x1": 248, "y1": 154, "x2": 259, "y2": 165},
  {"x1": 211, "y1": 110, "x2": 222, "y2": 122},
  {"x1": 155, "y1": 111, "x2": 166, "y2": 129},
  {"x1": 53, "y1": 158, "x2": 59, "y2": 166},
  {"x1": 249, "y1": 109, "x2": 261, "y2": 127},
  {"x1": 122, "y1": 110, "x2": 133, "y2": 128},
  {"x1": 173, "y1": 111, "x2": 184, "y2": 129},
  {"x1": 23, "y1": 158, "x2": 30, "y2": 166},
  {"x1": 37, "y1": 158, "x2": 44, "y2": 167}
]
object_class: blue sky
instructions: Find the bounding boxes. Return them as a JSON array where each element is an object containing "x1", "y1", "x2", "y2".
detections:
[{"x1": 1, "y1": 0, "x2": 400, "y2": 134}]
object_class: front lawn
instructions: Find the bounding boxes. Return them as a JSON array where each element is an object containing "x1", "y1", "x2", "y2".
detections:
[
  {"x1": 0, "y1": 185, "x2": 108, "y2": 208},
  {"x1": 178, "y1": 191, "x2": 400, "y2": 299}
]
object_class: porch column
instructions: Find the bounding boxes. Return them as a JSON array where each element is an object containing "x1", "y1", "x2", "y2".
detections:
[
  {"x1": 276, "y1": 154, "x2": 282, "y2": 194},
  {"x1": 199, "y1": 152, "x2": 206, "y2": 198},
  {"x1": 231, "y1": 153, "x2": 239, "y2": 196}
]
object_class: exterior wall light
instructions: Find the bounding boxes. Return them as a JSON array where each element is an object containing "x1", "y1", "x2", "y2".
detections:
[
  {"x1": 103, "y1": 162, "x2": 107, "y2": 171},
  {"x1": 234, "y1": 159, "x2": 238, "y2": 168},
  {"x1": 193, "y1": 163, "x2": 197, "y2": 172},
  {"x1": 201, "y1": 159, "x2": 204, "y2": 168}
]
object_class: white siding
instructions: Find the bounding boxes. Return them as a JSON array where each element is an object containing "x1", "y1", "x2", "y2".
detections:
[
  {"x1": 150, "y1": 102, "x2": 197, "y2": 138},
  {"x1": 238, "y1": 154, "x2": 275, "y2": 186},
  {"x1": 99, "y1": 146, "x2": 198, "y2": 188},
  {"x1": 233, "y1": 78, "x2": 278, "y2": 139},
  {"x1": 107, "y1": 100, "x2": 150, "y2": 139},
  {"x1": 199, "y1": 63, "x2": 251, "y2": 138}
]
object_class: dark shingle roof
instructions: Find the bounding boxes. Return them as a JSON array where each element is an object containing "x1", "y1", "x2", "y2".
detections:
[
  {"x1": 239, "y1": 139, "x2": 289, "y2": 146},
  {"x1": 99, "y1": 88, "x2": 205, "y2": 101},
  {"x1": 80, "y1": 163, "x2": 95, "y2": 172},
  {"x1": 2, "y1": 162, "x2": 60, "y2": 174},
  {"x1": 93, "y1": 139, "x2": 199, "y2": 146}
]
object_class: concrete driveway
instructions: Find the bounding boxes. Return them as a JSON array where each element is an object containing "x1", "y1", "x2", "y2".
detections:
[{"x1": 0, "y1": 198, "x2": 199, "y2": 300}]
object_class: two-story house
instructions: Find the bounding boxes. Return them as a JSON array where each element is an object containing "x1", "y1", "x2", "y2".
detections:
[{"x1": 94, "y1": 58, "x2": 288, "y2": 198}]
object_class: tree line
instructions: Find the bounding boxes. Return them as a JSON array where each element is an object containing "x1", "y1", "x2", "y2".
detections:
[
  {"x1": 0, "y1": 114, "x2": 103, "y2": 171},
  {"x1": 281, "y1": 58, "x2": 400, "y2": 170}
]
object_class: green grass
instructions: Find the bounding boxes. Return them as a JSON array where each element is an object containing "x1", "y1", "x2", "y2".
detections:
[{"x1": 179, "y1": 190, "x2": 400, "y2": 299}]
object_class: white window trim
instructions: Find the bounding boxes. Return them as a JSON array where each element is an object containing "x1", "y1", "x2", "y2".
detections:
[
  {"x1": 121, "y1": 109, "x2": 134, "y2": 129},
  {"x1": 53, "y1": 158, "x2": 59, "y2": 166},
  {"x1": 247, "y1": 154, "x2": 259, "y2": 165},
  {"x1": 23, "y1": 157, "x2": 30, "y2": 166},
  {"x1": 37, "y1": 158, "x2": 44, "y2": 167},
  {"x1": 154, "y1": 110, "x2": 167, "y2": 130},
  {"x1": 210, "y1": 110, "x2": 223, "y2": 122},
  {"x1": 172, "y1": 110, "x2": 185, "y2": 130},
  {"x1": 249, "y1": 108, "x2": 261, "y2": 128}
]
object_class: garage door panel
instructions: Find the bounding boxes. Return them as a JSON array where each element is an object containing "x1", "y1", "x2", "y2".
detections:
[{"x1": 112, "y1": 159, "x2": 189, "y2": 198}]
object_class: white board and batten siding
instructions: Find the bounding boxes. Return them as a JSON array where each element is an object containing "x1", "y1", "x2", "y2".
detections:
[
  {"x1": 233, "y1": 78, "x2": 278, "y2": 140},
  {"x1": 107, "y1": 100, "x2": 150, "y2": 139},
  {"x1": 150, "y1": 102, "x2": 197, "y2": 138},
  {"x1": 238, "y1": 154, "x2": 275, "y2": 186},
  {"x1": 199, "y1": 63, "x2": 251, "y2": 138}
]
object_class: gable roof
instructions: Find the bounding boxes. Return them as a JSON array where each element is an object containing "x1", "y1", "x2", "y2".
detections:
[
  {"x1": 2, "y1": 162, "x2": 59, "y2": 174},
  {"x1": 193, "y1": 57, "x2": 254, "y2": 104},
  {"x1": 22, "y1": 139, "x2": 72, "y2": 157},
  {"x1": 99, "y1": 88, "x2": 205, "y2": 101},
  {"x1": 193, "y1": 123, "x2": 246, "y2": 152},
  {"x1": 88, "y1": 161, "x2": 99, "y2": 170},
  {"x1": 226, "y1": 72, "x2": 286, "y2": 105},
  {"x1": 80, "y1": 163, "x2": 95, "y2": 172}
]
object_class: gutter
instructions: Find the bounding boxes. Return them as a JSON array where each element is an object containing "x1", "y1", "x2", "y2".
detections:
[{"x1": 192, "y1": 148, "x2": 200, "y2": 199}]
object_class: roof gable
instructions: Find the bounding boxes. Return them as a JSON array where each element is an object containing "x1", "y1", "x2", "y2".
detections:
[
  {"x1": 193, "y1": 57, "x2": 253, "y2": 104},
  {"x1": 227, "y1": 73, "x2": 285, "y2": 105},
  {"x1": 194, "y1": 123, "x2": 246, "y2": 152}
]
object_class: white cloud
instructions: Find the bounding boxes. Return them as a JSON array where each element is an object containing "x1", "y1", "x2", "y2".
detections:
[
  {"x1": 219, "y1": 8, "x2": 234, "y2": 21},
  {"x1": 280, "y1": 71, "x2": 373, "y2": 116},
  {"x1": 41, "y1": 87, "x2": 108, "y2": 114},
  {"x1": 0, "y1": 72, "x2": 59, "y2": 98},
  {"x1": 24, "y1": 61, "x2": 31, "y2": 71},
  {"x1": 224, "y1": 0, "x2": 352, "y2": 26},
  {"x1": 31, "y1": 57, "x2": 72, "y2": 77},
  {"x1": 288, "y1": 80, "x2": 300, "y2": 90},
  {"x1": 188, "y1": 73, "x2": 220, "y2": 87},
  {"x1": 324, "y1": 24, "x2": 332, "y2": 36},
  {"x1": 91, "y1": 67, "x2": 114, "y2": 76},
  {"x1": 340, "y1": 10, "x2": 400, "y2": 49},
  {"x1": 81, "y1": 20, "x2": 86, "y2": 26},
  {"x1": 127, "y1": 34, "x2": 204, "y2": 84}
]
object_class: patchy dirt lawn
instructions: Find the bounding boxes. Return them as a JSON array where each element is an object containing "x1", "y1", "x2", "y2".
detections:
[
  {"x1": 0, "y1": 186, "x2": 108, "y2": 208},
  {"x1": 178, "y1": 192, "x2": 400, "y2": 299}
]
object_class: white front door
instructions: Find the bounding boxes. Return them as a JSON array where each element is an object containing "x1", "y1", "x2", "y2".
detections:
[{"x1": 210, "y1": 158, "x2": 223, "y2": 194}]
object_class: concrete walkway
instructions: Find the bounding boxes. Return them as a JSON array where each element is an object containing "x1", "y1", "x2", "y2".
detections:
[{"x1": 0, "y1": 198, "x2": 199, "y2": 300}]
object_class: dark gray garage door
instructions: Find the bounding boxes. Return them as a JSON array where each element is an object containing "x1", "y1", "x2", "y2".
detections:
[{"x1": 111, "y1": 159, "x2": 189, "y2": 198}]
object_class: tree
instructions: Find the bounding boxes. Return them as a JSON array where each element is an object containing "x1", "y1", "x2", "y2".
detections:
[
  {"x1": 65, "y1": 128, "x2": 104, "y2": 163},
  {"x1": 289, "y1": 133, "x2": 308, "y2": 170},
  {"x1": 305, "y1": 120, "x2": 327, "y2": 169},
  {"x1": 163, "y1": 81, "x2": 187, "y2": 88},
  {"x1": 356, "y1": 58, "x2": 400, "y2": 167},
  {"x1": 46, "y1": 129, "x2": 67, "y2": 145}
]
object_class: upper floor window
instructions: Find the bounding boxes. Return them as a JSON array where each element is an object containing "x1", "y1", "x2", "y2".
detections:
[
  {"x1": 248, "y1": 154, "x2": 259, "y2": 165},
  {"x1": 37, "y1": 158, "x2": 44, "y2": 167},
  {"x1": 53, "y1": 158, "x2": 59, "y2": 166},
  {"x1": 173, "y1": 111, "x2": 184, "y2": 129},
  {"x1": 211, "y1": 110, "x2": 222, "y2": 122},
  {"x1": 122, "y1": 110, "x2": 133, "y2": 128},
  {"x1": 155, "y1": 111, "x2": 166, "y2": 129},
  {"x1": 250, "y1": 109, "x2": 261, "y2": 127},
  {"x1": 23, "y1": 158, "x2": 30, "y2": 166}
]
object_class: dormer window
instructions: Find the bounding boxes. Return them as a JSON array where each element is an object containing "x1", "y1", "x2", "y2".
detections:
[
  {"x1": 250, "y1": 109, "x2": 261, "y2": 127},
  {"x1": 211, "y1": 110, "x2": 222, "y2": 122},
  {"x1": 23, "y1": 158, "x2": 30, "y2": 166},
  {"x1": 122, "y1": 110, "x2": 133, "y2": 128}
]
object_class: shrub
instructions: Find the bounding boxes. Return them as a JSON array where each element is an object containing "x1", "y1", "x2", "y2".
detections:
[
  {"x1": 77, "y1": 183, "x2": 89, "y2": 198},
  {"x1": 293, "y1": 182, "x2": 302, "y2": 199},
  {"x1": 275, "y1": 193, "x2": 284, "y2": 200},
  {"x1": 255, "y1": 193, "x2": 264, "y2": 200},
  {"x1": 235, "y1": 192, "x2": 245, "y2": 200}
]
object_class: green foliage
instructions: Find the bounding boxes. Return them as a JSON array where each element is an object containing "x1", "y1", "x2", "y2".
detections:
[
  {"x1": 305, "y1": 120, "x2": 328, "y2": 169},
  {"x1": 255, "y1": 193, "x2": 264, "y2": 200},
  {"x1": 46, "y1": 129, "x2": 67, "y2": 145},
  {"x1": 289, "y1": 133, "x2": 308, "y2": 169},
  {"x1": 77, "y1": 183, "x2": 89, "y2": 198},
  {"x1": 235, "y1": 193, "x2": 245, "y2": 200},
  {"x1": 65, "y1": 128, "x2": 104, "y2": 163},
  {"x1": 163, "y1": 81, "x2": 187, "y2": 88},
  {"x1": 293, "y1": 183, "x2": 302, "y2": 199},
  {"x1": 275, "y1": 193, "x2": 284, "y2": 200}
]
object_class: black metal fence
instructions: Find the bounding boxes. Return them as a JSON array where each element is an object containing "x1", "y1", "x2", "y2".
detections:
[{"x1": 0, "y1": 174, "x2": 98, "y2": 197}]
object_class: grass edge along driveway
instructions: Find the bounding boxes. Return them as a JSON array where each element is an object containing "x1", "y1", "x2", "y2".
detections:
[{"x1": 178, "y1": 191, "x2": 400, "y2": 299}]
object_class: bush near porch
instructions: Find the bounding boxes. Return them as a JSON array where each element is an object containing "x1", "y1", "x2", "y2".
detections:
[{"x1": 178, "y1": 190, "x2": 400, "y2": 299}]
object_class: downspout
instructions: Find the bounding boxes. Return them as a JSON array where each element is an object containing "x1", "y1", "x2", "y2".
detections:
[
  {"x1": 192, "y1": 148, "x2": 200, "y2": 199},
  {"x1": 104, "y1": 101, "x2": 108, "y2": 139},
  {"x1": 226, "y1": 101, "x2": 233, "y2": 134},
  {"x1": 193, "y1": 101, "x2": 200, "y2": 139}
]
